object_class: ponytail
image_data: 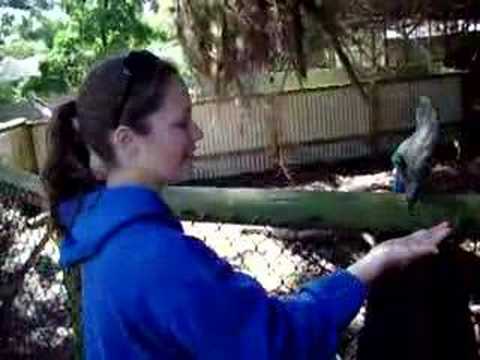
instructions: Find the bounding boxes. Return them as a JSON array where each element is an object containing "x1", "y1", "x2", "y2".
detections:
[{"x1": 42, "y1": 100, "x2": 97, "y2": 222}]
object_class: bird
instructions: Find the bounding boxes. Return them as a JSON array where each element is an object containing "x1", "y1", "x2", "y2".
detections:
[{"x1": 391, "y1": 96, "x2": 440, "y2": 212}]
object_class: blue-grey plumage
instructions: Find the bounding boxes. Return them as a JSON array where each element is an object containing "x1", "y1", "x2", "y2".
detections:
[{"x1": 391, "y1": 96, "x2": 441, "y2": 212}]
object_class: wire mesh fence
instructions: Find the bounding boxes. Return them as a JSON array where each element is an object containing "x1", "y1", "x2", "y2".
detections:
[
  {"x1": 0, "y1": 174, "x2": 71, "y2": 359},
  {"x1": 0, "y1": 165, "x2": 479, "y2": 359}
]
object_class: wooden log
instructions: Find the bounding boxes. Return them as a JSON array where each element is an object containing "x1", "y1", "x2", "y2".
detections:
[
  {"x1": 162, "y1": 186, "x2": 480, "y2": 235},
  {"x1": 0, "y1": 165, "x2": 480, "y2": 235}
]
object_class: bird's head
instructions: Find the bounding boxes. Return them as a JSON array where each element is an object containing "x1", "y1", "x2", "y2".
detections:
[
  {"x1": 415, "y1": 96, "x2": 439, "y2": 127},
  {"x1": 392, "y1": 151, "x2": 408, "y2": 174}
]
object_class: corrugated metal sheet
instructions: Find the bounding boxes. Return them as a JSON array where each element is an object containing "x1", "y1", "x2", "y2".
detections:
[
  {"x1": 193, "y1": 98, "x2": 270, "y2": 156},
  {"x1": 190, "y1": 74, "x2": 463, "y2": 180},
  {"x1": 279, "y1": 86, "x2": 370, "y2": 144},
  {"x1": 378, "y1": 76, "x2": 462, "y2": 132}
]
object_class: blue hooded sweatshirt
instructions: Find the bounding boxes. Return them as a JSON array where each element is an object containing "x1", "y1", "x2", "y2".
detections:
[{"x1": 58, "y1": 185, "x2": 367, "y2": 360}]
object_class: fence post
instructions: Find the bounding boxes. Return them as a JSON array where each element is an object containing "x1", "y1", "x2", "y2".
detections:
[
  {"x1": 28, "y1": 120, "x2": 49, "y2": 174},
  {"x1": 368, "y1": 82, "x2": 381, "y2": 156},
  {"x1": 0, "y1": 118, "x2": 38, "y2": 173}
]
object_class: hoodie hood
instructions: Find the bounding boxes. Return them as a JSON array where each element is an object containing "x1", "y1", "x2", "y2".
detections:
[{"x1": 57, "y1": 185, "x2": 182, "y2": 268}]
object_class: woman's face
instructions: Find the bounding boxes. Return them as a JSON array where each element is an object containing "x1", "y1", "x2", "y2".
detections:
[{"x1": 114, "y1": 77, "x2": 203, "y2": 183}]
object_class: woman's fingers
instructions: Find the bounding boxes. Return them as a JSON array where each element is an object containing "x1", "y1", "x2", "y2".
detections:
[
  {"x1": 408, "y1": 222, "x2": 452, "y2": 257},
  {"x1": 429, "y1": 222, "x2": 452, "y2": 243},
  {"x1": 350, "y1": 222, "x2": 453, "y2": 283},
  {"x1": 412, "y1": 222, "x2": 452, "y2": 243},
  {"x1": 430, "y1": 221, "x2": 451, "y2": 233}
]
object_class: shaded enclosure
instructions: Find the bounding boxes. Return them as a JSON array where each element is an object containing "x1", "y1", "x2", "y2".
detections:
[
  {"x1": 1, "y1": 0, "x2": 480, "y2": 358},
  {"x1": 0, "y1": 154, "x2": 479, "y2": 359}
]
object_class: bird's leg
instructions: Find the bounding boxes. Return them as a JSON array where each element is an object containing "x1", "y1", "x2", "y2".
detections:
[
  {"x1": 407, "y1": 201, "x2": 417, "y2": 216},
  {"x1": 406, "y1": 184, "x2": 421, "y2": 215}
]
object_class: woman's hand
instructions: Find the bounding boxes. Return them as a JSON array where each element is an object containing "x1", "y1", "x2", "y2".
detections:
[{"x1": 348, "y1": 222, "x2": 452, "y2": 285}]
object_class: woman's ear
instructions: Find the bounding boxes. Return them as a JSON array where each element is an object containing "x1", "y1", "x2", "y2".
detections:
[
  {"x1": 111, "y1": 125, "x2": 139, "y2": 163},
  {"x1": 112, "y1": 125, "x2": 135, "y2": 145}
]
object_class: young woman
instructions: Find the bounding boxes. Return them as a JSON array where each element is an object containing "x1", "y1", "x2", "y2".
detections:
[{"x1": 43, "y1": 50, "x2": 451, "y2": 359}]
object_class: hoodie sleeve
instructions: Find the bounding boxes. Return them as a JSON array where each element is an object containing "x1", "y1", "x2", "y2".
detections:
[{"x1": 143, "y1": 234, "x2": 367, "y2": 360}]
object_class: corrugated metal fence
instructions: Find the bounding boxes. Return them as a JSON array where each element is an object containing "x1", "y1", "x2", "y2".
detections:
[
  {"x1": 0, "y1": 73, "x2": 463, "y2": 180},
  {"x1": 192, "y1": 73, "x2": 462, "y2": 179}
]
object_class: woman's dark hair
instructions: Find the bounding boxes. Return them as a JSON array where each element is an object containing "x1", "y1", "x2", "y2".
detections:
[{"x1": 42, "y1": 50, "x2": 179, "y2": 224}]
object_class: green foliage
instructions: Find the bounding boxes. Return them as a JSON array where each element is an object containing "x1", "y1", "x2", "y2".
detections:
[
  {"x1": 0, "y1": 5, "x2": 59, "y2": 100},
  {"x1": 0, "y1": 0, "x2": 54, "y2": 10},
  {"x1": 1, "y1": 0, "x2": 190, "y2": 100},
  {"x1": 0, "y1": 13, "x2": 15, "y2": 45},
  {"x1": 0, "y1": 2, "x2": 58, "y2": 57},
  {"x1": 0, "y1": 83, "x2": 17, "y2": 104},
  {"x1": 25, "y1": 0, "x2": 165, "y2": 96},
  {"x1": 17, "y1": 10, "x2": 60, "y2": 47},
  {"x1": 37, "y1": 24, "x2": 96, "y2": 92},
  {"x1": 68, "y1": 1, "x2": 154, "y2": 55},
  {"x1": 0, "y1": 80, "x2": 27, "y2": 104},
  {"x1": 0, "y1": 39, "x2": 45, "y2": 58}
]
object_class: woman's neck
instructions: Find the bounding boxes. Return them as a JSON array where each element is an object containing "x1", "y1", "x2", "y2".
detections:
[{"x1": 106, "y1": 168, "x2": 166, "y2": 192}]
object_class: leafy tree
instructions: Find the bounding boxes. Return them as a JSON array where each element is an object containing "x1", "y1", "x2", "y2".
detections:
[
  {"x1": 23, "y1": 0, "x2": 164, "y2": 96},
  {"x1": 0, "y1": 0, "x2": 57, "y2": 50},
  {"x1": 0, "y1": 13, "x2": 15, "y2": 45},
  {"x1": 0, "y1": 0, "x2": 54, "y2": 10},
  {"x1": 0, "y1": 1, "x2": 61, "y2": 102}
]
